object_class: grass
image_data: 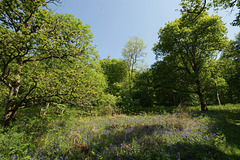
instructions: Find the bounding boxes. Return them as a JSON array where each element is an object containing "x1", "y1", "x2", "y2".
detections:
[{"x1": 0, "y1": 104, "x2": 240, "y2": 159}]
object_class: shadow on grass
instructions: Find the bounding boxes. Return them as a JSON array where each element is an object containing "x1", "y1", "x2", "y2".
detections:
[
  {"x1": 2, "y1": 105, "x2": 240, "y2": 160},
  {"x1": 85, "y1": 123, "x2": 238, "y2": 160},
  {"x1": 66, "y1": 106, "x2": 240, "y2": 159},
  {"x1": 207, "y1": 108, "x2": 240, "y2": 153},
  {"x1": 191, "y1": 107, "x2": 240, "y2": 152}
]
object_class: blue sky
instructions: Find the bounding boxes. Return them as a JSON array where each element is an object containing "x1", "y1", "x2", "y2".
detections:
[{"x1": 50, "y1": 0, "x2": 239, "y2": 67}]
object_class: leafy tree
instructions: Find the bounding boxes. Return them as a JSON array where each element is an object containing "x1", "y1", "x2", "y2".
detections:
[
  {"x1": 180, "y1": 0, "x2": 240, "y2": 26},
  {"x1": 153, "y1": 12, "x2": 228, "y2": 111},
  {"x1": 220, "y1": 32, "x2": 240, "y2": 103},
  {"x1": 131, "y1": 69, "x2": 153, "y2": 109},
  {"x1": 151, "y1": 59, "x2": 195, "y2": 107},
  {"x1": 122, "y1": 36, "x2": 147, "y2": 92},
  {"x1": 100, "y1": 58, "x2": 128, "y2": 96},
  {"x1": 0, "y1": 0, "x2": 101, "y2": 126}
]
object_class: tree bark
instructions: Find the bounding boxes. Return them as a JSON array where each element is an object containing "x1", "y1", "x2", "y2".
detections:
[
  {"x1": 2, "y1": 59, "x2": 22, "y2": 127},
  {"x1": 2, "y1": 82, "x2": 21, "y2": 126},
  {"x1": 2, "y1": 100, "x2": 19, "y2": 127},
  {"x1": 196, "y1": 79, "x2": 208, "y2": 111},
  {"x1": 211, "y1": 71, "x2": 221, "y2": 105},
  {"x1": 199, "y1": 91, "x2": 208, "y2": 111},
  {"x1": 216, "y1": 82, "x2": 221, "y2": 105}
]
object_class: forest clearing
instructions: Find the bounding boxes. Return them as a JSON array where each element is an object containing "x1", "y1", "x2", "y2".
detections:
[
  {"x1": 1, "y1": 0, "x2": 240, "y2": 159},
  {"x1": 1, "y1": 104, "x2": 240, "y2": 159}
]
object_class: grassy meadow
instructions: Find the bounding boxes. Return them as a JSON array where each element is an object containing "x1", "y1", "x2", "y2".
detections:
[{"x1": 0, "y1": 104, "x2": 240, "y2": 160}]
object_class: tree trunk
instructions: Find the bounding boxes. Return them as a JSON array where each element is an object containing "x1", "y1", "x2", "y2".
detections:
[
  {"x1": 2, "y1": 86, "x2": 21, "y2": 126},
  {"x1": 216, "y1": 83, "x2": 221, "y2": 106},
  {"x1": 128, "y1": 70, "x2": 131, "y2": 92},
  {"x1": 196, "y1": 79, "x2": 208, "y2": 111},
  {"x1": 130, "y1": 64, "x2": 134, "y2": 95},
  {"x1": 2, "y1": 100, "x2": 19, "y2": 127},
  {"x1": 2, "y1": 59, "x2": 22, "y2": 127},
  {"x1": 128, "y1": 64, "x2": 131, "y2": 91},
  {"x1": 211, "y1": 71, "x2": 221, "y2": 105},
  {"x1": 199, "y1": 91, "x2": 208, "y2": 111}
]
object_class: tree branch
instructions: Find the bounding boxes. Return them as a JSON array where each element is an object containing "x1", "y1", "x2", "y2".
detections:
[
  {"x1": 20, "y1": 77, "x2": 38, "y2": 105},
  {"x1": 188, "y1": 0, "x2": 207, "y2": 22}
]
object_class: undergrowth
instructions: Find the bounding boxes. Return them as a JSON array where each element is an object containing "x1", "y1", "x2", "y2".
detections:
[{"x1": 0, "y1": 104, "x2": 240, "y2": 159}]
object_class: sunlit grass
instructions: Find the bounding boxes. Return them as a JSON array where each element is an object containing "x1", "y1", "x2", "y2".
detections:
[{"x1": 0, "y1": 104, "x2": 240, "y2": 159}]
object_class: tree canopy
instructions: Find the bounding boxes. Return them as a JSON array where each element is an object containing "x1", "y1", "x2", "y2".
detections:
[
  {"x1": 100, "y1": 58, "x2": 128, "y2": 96},
  {"x1": 0, "y1": 0, "x2": 239, "y2": 128},
  {"x1": 122, "y1": 36, "x2": 147, "y2": 91},
  {"x1": 180, "y1": 0, "x2": 240, "y2": 26},
  {"x1": 0, "y1": 0, "x2": 105, "y2": 126},
  {"x1": 153, "y1": 12, "x2": 228, "y2": 111}
]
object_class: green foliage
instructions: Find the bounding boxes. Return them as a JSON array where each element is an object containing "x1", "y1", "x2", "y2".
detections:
[
  {"x1": 0, "y1": 0, "x2": 109, "y2": 125},
  {"x1": 94, "y1": 93, "x2": 118, "y2": 115},
  {"x1": 0, "y1": 0, "x2": 239, "y2": 158},
  {"x1": 1, "y1": 104, "x2": 240, "y2": 159},
  {"x1": 153, "y1": 12, "x2": 228, "y2": 110},
  {"x1": 132, "y1": 69, "x2": 154, "y2": 109},
  {"x1": 220, "y1": 32, "x2": 240, "y2": 103},
  {"x1": 0, "y1": 82, "x2": 8, "y2": 107},
  {"x1": 100, "y1": 58, "x2": 128, "y2": 96},
  {"x1": 122, "y1": 36, "x2": 148, "y2": 91},
  {"x1": 151, "y1": 60, "x2": 196, "y2": 107},
  {"x1": 180, "y1": 0, "x2": 240, "y2": 26},
  {"x1": 122, "y1": 36, "x2": 148, "y2": 71},
  {"x1": 120, "y1": 36, "x2": 148, "y2": 111}
]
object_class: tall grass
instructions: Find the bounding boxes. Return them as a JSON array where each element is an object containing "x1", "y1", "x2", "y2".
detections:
[{"x1": 0, "y1": 104, "x2": 240, "y2": 159}]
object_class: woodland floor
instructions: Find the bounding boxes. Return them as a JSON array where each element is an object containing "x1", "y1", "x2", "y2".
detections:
[{"x1": 0, "y1": 104, "x2": 240, "y2": 160}]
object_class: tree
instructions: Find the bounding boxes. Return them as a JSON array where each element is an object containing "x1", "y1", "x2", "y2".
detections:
[
  {"x1": 180, "y1": 0, "x2": 240, "y2": 26},
  {"x1": 220, "y1": 32, "x2": 240, "y2": 103},
  {"x1": 0, "y1": 0, "x2": 99, "y2": 126},
  {"x1": 100, "y1": 58, "x2": 128, "y2": 96},
  {"x1": 153, "y1": 12, "x2": 228, "y2": 111},
  {"x1": 132, "y1": 69, "x2": 154, "y2": 110},
  {"x1": 151, "y1": 59, "x2": 195, "y2": 107},
  {"x1": 122, "y1": 36, "x2": 147, "y2": 93}
]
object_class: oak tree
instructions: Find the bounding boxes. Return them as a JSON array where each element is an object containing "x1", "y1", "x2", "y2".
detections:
[
  {"x1": 180, "y1": 0, "x2": 240, "y2": 26},
  {"x1": 153, "y1": 12, "x2": 228, "y2": 111},
  {"x1": 0, "y1": 0, "x2": 99, "y2": 126}
]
